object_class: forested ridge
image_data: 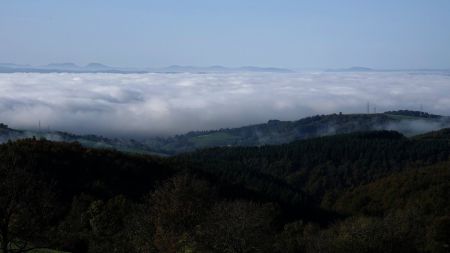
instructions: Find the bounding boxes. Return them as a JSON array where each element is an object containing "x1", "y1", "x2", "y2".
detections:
[
  {"x1": 0, "y1": 130, "x2": 449, "y2": 253},
  {"x1": 2, "y1": 110, "x2": 450, "y2": 155}
]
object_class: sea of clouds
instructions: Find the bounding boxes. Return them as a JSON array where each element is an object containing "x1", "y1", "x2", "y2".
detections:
[{"x1": 0, "y1": 71, "x2": 449, "y2": 137}]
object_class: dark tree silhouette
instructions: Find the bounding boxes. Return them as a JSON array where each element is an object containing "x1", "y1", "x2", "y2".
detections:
[
  {"x1": 148, "y1": 174, "x2": 215, "y2": 253},
  {"x1": 0, "y1": 149, "x2": 55, "y2": 253},
  {"x1": 194, "y1": 201, "x2": 278, "y2": 253}
]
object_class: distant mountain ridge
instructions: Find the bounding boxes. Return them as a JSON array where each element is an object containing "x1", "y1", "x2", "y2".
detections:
[
  {"x1": 0, "y1": 62, "x2": 293, "y2": 73},
  {"x1": 2, "y1": 63, "x2": 449, "y2": 73},
  {"x1": 326, "y1": 66, "x2": 450, "y2": 73},
  {"x1": 326, "y1": 66, "x2": 374, "y2": 72},
  {"x1": 44, "y1": 62, "x2": 80, "y2": 69},
  {"x1": 157, "y1": 65, "x2": 293, "y2": 73},
  {"x1": 1, "y1": 110, "x2": 450, "y2": 155}
]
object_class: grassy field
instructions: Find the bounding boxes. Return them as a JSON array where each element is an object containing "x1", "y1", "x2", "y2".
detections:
[
  {"x1": 384, "y1": 113, "x2": 434, "y2": 120},
  {"x1": 190, "y1": 132, "x2": 240, "y2": 147}
]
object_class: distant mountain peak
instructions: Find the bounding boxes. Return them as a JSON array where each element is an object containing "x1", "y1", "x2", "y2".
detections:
[
  {"x1": 348, "y1": 66, "x2": 373, "y2": 71},
  {"x1": 85, "y1": 63, "x2": 112, "y2": 70},
  {"x1": 238, "y1": 66, "x2": 293, "y2": 73}
]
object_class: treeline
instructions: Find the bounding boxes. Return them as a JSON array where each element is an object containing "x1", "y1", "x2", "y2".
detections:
[
  {"x1": 0, "y1": 131, "x2": 449, "y2": 253},
  {"x1": 384, "y1": 110, "x2": 442, "y2": 118},
  {"x1": 142, "y1": 112, "x2": 440, "y2": 154}
]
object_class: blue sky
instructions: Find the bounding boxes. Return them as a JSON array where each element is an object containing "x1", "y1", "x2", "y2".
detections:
[{"x1": 1, "y1": 0, "x2": 449, "y2": 69}]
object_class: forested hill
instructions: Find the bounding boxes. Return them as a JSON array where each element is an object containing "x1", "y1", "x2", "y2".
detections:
[
  {"x1": 1, "y1": 129, "x2": 449, "y2": 253},
  {"x1": 150, "y1": 110, "x2": 450, "y2": 154},
  {"x1": 1, "y1": 110, "x2": 450, "y2": 155},
  {"x1": 178, "y1": 130, "x2": 450, "y2": 208}
]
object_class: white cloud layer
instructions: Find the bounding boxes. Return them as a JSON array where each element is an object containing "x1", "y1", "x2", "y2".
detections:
[{"x1": 0, "y1": 71, "x2": 450, "y2": 137}]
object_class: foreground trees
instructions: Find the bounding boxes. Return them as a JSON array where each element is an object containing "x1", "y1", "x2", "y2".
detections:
[
  {"x1": 0, "y1": 133, "x2": 449, "y2": 253},
  {"x1": 0, "y1": 149, "x2": 55, "y2": 253},
  {"x1": 195, "y1": 201, "x2": 277, "y2": 253},
  {"x1": 148, "y1": 175, "x2": 215, "y2": 253}
]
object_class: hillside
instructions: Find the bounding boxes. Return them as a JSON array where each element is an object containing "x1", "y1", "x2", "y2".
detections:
[
  {"x1": 1, "y1": 110, "x2": 449, "y2": 156},
  {"x1": 414, "y1": 128, "x2": 450, "y2": 140},
  {"x1": 180, "y1": 130, "x2": 450, "y2": 207},
  {"x1": 0, "y1": 124, "x2": 163, "y2": 156},
  {"x1": 150, "y1": 110, "x2": 450, "y2": 154},
  {"x1": 1, "y1": 129, "x2": 449, "y2": 252}
]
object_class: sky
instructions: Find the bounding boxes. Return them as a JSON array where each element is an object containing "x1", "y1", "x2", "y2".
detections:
[
  {"x1": 1, "y1": 0, "x2": 450, "y2": 69},
  {"x1": 1, "y1": 71, "x2": 450, "y2": 137}
]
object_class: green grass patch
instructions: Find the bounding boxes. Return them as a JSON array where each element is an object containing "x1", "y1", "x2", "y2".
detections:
[
  {"x1": 384, "y1": 113, "x2": 429, "y2": 120},
  {"x1": 190, "y1": 132, "x2": 239, "y2": 147}
]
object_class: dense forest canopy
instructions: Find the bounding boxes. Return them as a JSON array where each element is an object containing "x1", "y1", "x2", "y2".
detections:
[{"x1": 0, "y1": 129, "x2": 449, "y2": 253}]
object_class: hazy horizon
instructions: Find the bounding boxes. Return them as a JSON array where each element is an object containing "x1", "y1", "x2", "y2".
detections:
[{"x1": 2, "y1": 62, "x2": 450, "y2": 71}]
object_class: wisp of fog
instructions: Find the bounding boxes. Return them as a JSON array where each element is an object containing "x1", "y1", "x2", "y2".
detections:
[{"x1": 0, "y1": 71, "x2": 449, "y2": 137}]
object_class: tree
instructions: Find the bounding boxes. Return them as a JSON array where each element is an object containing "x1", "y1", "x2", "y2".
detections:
[
  {"x1": 86, "y1": 195, "x2": 134, "y2": 253},
  {"x1": 0, "y1": 150, "x2": 55, "y2": 253},
  {"x1": 315, "y1": 213, "x2": 422, "y2": 253},
  {"x1": 124, "y1": 203, "x2": 158, "y2": 253},
  {"x1": 148, "y1": 174, "x2": 215, "y2": 253},
  {"x1": 428, "y1": 216, "x2": 450, "y2": 253},
  {"x1": 194, "y1": 201, "x2": 278, "y2": 253}
]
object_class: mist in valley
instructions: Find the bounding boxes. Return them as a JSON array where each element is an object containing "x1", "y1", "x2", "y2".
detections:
[{"x1": 0, "y1": 71, "x2": 449, "y2": 138}]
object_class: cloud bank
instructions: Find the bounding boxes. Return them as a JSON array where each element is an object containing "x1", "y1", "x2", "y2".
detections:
[{"x1": 0, "y1": 71, "x2": 449, "y2": 137}]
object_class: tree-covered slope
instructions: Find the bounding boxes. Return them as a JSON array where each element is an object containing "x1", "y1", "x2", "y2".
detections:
[
  {"x1": 333, "y1": 161, "x2": 450, "y2": 217},
  {"x1": 1, "y1": 129, "x2": 449, "y2": 253},
  {"x1": 180, "y1": 130, "x2": 450, "y2": 205},
  {"x1": 1, "y1": 110, "x2": 450, "y2": 155},
  {"x1": 147, "y1": 110, "x2": 450, "y2": 154}
]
